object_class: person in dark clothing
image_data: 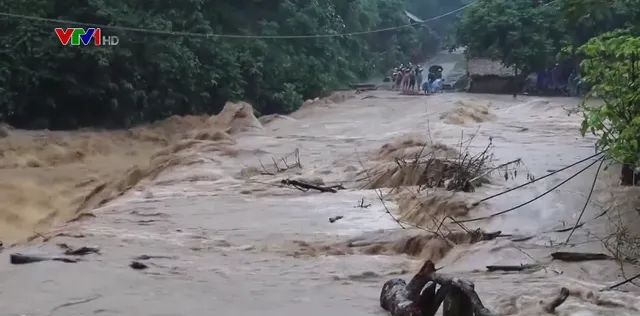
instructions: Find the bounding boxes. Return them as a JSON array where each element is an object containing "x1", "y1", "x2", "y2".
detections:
[
  {"x1": 415, "y1": 65, "x2": 423, "y2": 91},
  {"x1": 427, "y1": 72, "x2": 436, "y2": 84},
  {"x1": 567, "y1": 69, "x2": 577, "y2": 96},
  {"x1": 550, "y1": 63, "x2": 560, "y2": 90},
  {"x1": 536, "y1": 69, "x2": 546, "y2": 91},
  {"x1": 409, "y1": 68, "x2": 416, "y2": 91}
]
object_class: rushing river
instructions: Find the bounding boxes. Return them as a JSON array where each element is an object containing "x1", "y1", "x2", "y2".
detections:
[{"x1": 1, "y1": 52, "x2": 639, "y2": 316}]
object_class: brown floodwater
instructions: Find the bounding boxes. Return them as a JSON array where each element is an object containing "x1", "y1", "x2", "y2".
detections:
[{"x1": 0, "y1": 52, "x2": 639, "y2": 316}]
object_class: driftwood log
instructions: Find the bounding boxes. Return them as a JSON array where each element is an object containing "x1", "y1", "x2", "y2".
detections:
[
  {"x1": 10, "y1": 253, "x2": 77, "y2": 264},
  {"x1": 551, "y1": 252, "x2": 611, "y2": 262},
  {"x1": 380, "y1": 260, "x2": 498, "y2": 316},
  {"x1": 280, "y1": 179, "x2": 345, "y2": 193},
  {"x1": 486, "y1": 264, "x2": 540, "y2": 272},
  {"x1": 57, "y1": 243, "x2": 100, "y2": 256}
]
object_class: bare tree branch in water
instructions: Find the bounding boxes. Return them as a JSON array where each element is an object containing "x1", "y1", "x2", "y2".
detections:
[
  {"x1": 279, "y1": 179, "x2": 345, "y2": 193},
  {"x1": 588, "y1": 192, "x2": 640, "y2": 289},
  {"x1": 49, "y1": 295, "x2": 101, "y2": 316},
  {"x1": 259, "y1": 148, "x2": 301, "y2": 175},
  {"x1": 362, "y1": 128, "x2": 525, "y2": 193},
  {"x1": 355, "y1": 197, "x2": 371, "y2": 208},
  {"x1": 354, "y1": 129, "x2": 527, "y2": 241}
]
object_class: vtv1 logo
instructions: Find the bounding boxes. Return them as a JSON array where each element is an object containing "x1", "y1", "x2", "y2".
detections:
[{"x1": 55, "y1": 28, "x2": 119, "y2": 46}]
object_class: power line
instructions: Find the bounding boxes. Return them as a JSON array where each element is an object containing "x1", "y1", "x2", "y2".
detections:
[
  {"x1": 0, "y1": 1, "x2": 477, "y2": 39},
  {"x1": 470, "y1": 151, "x2": 605, "y2": 206},
  {"x1": 458, "y1": 155, "x2": 605, "y2": 224},
  {"x1": 563, "y1": 157, "x2": 604, "y2": 246}
]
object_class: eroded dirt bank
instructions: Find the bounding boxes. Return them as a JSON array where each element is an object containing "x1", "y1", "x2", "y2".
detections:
[{"x1": 1, "y1": 91, "x2": 640, "y2": 316}]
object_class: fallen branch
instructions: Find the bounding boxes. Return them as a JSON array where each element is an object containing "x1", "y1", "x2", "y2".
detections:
[
  {"x1": 468, "y1": 158, "x2": 522, "y2": 184},
  {"x1": 601, "y1": 273, "x2": 640, "y2": 291},
  {"x1": 359, "y1": 136, "x2": 505, "y2": 193},
  {"x1": 57, "y1": 243, "x2": 100, "y2": 256},
  {"x1": 280, "y1": 179, "x2": 345, "y2": 193},
  {"x1": 551, "y1": 252, "x2": 611, "y2": 262},
  {"x1": 551, "y1": 223, "x2": 584, "y2": 233},
  {"x1": 356, "y1": 197, "x2": 371, "y2": 208},
  {"x1": 49, "y1": 294, "x2": 101, "y2": 316},
  {"x1": 486, "y1": 264, "x2": 540, "y2": 272},
  {"x1": 380, "y1": 260, "x2": 499, "y2": 316},
  {"x1": 134, "y1": 255, "x2": 178, "y2": 260},
  {"x1": 542, "y1": 287, "x2": 570, "y2": 313},
  {"x1": 510, "y1": 235, "x2": 534, "y2": 242},
  {"x1": 10, "y1": 253, "x2": 77, "y2": 264}
]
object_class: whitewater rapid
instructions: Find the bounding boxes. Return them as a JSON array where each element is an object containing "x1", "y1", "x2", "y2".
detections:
[{"x1": 1, "y1": 54, "x2": 639, "y2": 316}]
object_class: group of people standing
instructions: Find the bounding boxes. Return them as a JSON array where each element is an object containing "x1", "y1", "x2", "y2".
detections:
[
  {"x1": 391, "y1": 63, "x2": 422, "y2": 92},
  {"x1": 536, "y1": 63, "x2": 564, "y2": 92},
  {"x1": 391, "y1": 63, "x2": 444, "y2": 94},
  {"x1": 535, "y1": 63, "x2": 585, "y2": 96}
]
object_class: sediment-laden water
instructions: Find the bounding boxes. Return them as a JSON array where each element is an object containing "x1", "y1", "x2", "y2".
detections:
[{"x1": 1, "y1": 53, "x2": 639, "y2": 316}]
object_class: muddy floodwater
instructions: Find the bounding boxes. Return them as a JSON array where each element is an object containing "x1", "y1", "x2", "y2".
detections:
[{"x1": 2, "y1": 56, "x2": 640, "y2": 316}]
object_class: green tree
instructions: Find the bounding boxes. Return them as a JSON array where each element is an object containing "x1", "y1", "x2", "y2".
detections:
[
  {"x1": 0, "y1": 0, "x2": 461, "y2": 129},
  {"x1": 575, "y1": 31, "x2": 640, "y2": 184},
  {"x1": 454, "y1": 0, "x2": 566, "y2": 76}
]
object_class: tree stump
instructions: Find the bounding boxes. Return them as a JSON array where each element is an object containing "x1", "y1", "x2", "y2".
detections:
[
  {"x1": 380, "y1": 260, "x2": 499, "y2": 316},
  {"x1": 620, "y1": 164, "x2": 639, "y2": 186},
  {"x1": 379, "y1": 261, "x2": 435, "y2": 316},
  {"x1": 443, "y1": 287, "x2": 473, "y2": 316}
]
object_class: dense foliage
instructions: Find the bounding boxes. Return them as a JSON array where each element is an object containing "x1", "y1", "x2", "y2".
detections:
[
  {"x1": 455, "y1": 0, "x2": 640, "y2": 76},
  {"x1": 0, "y1": 0, "x2": 462, "y2": 129},
  {"x1": 577, "y1": 33, "x2": 640, "y2": 174},
  {"x1": 454, "y1": 0, "x2": 564, "y2": 75},
  {"x1": 455, "y1": 0, "x2": 640, "y2": 180}
]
